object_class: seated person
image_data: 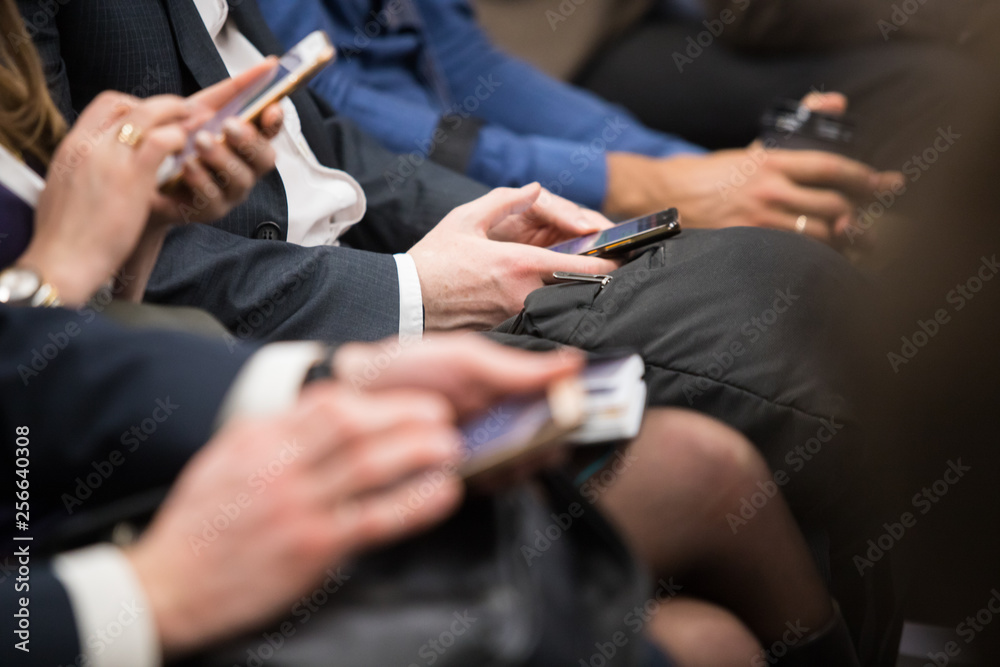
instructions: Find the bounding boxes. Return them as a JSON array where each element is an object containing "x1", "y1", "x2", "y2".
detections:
[
  {"x1": 257, "y1": 0, "x2": 903, "y2": 240},
  {"x1": 16, "y1": 5, "x2": 881, "y2": 638},
  {"x1": 0, "y1": 17, "x2": 858, "y2": 664},
  {"x1": 17, "y1": 0, "x2": 866, "y2": 469}
]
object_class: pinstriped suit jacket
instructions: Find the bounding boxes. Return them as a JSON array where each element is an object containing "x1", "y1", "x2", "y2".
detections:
[{"x1": 19, "y1": 0, "x2": 489, "y2": 343}]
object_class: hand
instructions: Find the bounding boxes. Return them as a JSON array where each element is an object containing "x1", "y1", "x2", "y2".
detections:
[
  {"x1": 604, "y1": 93, "x2": 905, "y2": 245},
  {"x1": 408, "y1": 184, "x2": 620, "y2": 331},
  {"x1": 335, "y1": 334, "x2": 586, "y2": 487},
  {"x1": 150, "y1": 59, "x2": 283, "y2": 226},
  {"x1": 20, "y1": 92, "x2": 192, "y2": 305},
  {"x1": 125, "y1": 384, "x2": 463, "y2": 658},
  {"x1": 334, "y1": 333, "x2": 584, "y2": 417},
  {"x1": 123, "y1": 62, "x2": 284, "y2": 301}
]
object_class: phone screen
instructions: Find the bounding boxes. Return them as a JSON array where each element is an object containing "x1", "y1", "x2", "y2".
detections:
[
  {"x1": 548, "y1": 209, "x2": 679, "y2": 256},
  {"x1": 156, "y1": 31, "x2": 334, "y2": 187},
  {"x1": 462, "y1": 393, "x2": 553, "y2": 464}
]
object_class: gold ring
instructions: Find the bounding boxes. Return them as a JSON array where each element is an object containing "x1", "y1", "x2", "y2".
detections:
[
  {"x1": 795, "y1": 215, "x2": 808, "y2": 234},
  {"x1": 116, "y1": 122, "x2": 143, "y2": 148}
]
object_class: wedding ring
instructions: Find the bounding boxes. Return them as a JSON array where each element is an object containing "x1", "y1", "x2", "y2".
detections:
[
  {"x1": 116, "y1": 122, "x2": 143, "y2": 149},
  {"x1": 794, "y1": 215, "x2": 808, "y2": 234}
]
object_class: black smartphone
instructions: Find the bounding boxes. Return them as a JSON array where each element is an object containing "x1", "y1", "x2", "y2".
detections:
[
  {"x1": 547, "y1": 209, "x2": 681, "y2": 257},
  {"x1": 759, "y1": 99, "x2": 855, "y2": 156}
]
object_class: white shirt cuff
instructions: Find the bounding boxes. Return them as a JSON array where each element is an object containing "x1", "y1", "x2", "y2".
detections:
[
  {"x1": 394, "y1": 253, "x2": 424, "y2": 342},
  {"x1": 52, "y1": 544, "x2": 161, "y2": 667},
  {"x1": 216, "y1": 341, "x2": 328, "y2": 426}
]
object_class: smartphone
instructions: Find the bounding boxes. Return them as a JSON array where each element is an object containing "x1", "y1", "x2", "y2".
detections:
[
  {"x1": 157, "y1": 31, "x2": 336, "y2": 188},
  {"x1": 547, "y1": 209, "x2": 681, "y2": 257},
  {"x1": 759, "y1": 99, "x2": 855, "y2": 157},
  {"x1": 459, "y1": 377, "x2": 585, "y2": 483}
]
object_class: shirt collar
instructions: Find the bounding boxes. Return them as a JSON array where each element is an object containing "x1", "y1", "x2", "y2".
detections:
[{"x1": 191, "y1": 0, "x2": 229, "y2": 40}]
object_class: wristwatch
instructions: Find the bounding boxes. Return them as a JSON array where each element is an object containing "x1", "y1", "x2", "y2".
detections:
[{"x1": 0, "y1": 267, "x2": 62, "y2": 307}]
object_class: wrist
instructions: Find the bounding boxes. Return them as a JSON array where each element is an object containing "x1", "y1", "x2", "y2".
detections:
[
  {"x1": 604, "y1": 152, "x2": 659, "y2": 219},
  {"x1": 405, "y1": 249, "x2": 440, "y2": 331},
  {"x1": 331, "y1": 342, "x2": 374, "y2": 388},
  {"x1": 15, "y1": 243, "x2": 110, "y2": 307},
  {"x1": 118, "y1": 224, "x2": 171, "y2": 302},
  {"x1": 124, "y1": 543, "x2": 199, "y2": 659}
]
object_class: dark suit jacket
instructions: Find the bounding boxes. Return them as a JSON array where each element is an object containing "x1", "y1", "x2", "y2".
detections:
[
  {"x1": 0, "y1": 305, "x2": 258, "y2": 665},
  {"x1": 18, "y1": 0, "x2": 489, "y2": 344}
]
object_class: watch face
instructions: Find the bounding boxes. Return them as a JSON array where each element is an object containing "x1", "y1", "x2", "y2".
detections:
[{"x1": 0, "y1": 268, "x2": 42, "y2": 304}]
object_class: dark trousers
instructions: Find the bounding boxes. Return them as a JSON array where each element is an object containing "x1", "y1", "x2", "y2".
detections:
[{"x1": 576, "y1": 20, "x2": 986, "y2": 170}]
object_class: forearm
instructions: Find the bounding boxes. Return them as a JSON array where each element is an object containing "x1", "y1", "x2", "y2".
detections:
[
  {"x1": 604, "y1": 152, "x2": 672, "y2": 219},
  {"x1": 146, "y1": 223, "x2": 402, "y2": 344},
  {"x1": 118, "y1": 224, "x2": 170, "y2": 303}
]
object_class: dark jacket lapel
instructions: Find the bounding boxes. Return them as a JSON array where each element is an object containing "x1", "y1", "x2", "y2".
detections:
[
  {"x1": 227, "y1": 0, "x2": 339, "y2": 167},
  {"x1": 161, "y1": 0, "x2": 232, "y2": 89}
]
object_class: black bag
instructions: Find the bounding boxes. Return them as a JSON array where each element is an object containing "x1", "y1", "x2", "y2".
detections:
[{"x1": 174, "y1": 474, "x2": 651, "y2": 667}]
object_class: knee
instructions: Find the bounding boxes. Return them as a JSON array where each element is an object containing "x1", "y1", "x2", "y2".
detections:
[{"x1": 639, "y1": 409, "x2": 771, "y2": 505}]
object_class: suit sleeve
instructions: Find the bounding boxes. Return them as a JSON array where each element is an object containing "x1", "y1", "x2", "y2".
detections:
[
  {"x1": 146, "y1": 222, "x2": 406, "y2": 343},
  {"x1": 0, "y1": 563, "x2": 81, "y2": 666},
  {"x1": 0, "y1": 306, "x2": 256, "y2": 525}
]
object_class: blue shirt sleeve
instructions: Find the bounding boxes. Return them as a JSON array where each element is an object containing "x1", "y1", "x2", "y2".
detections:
[{"x1": 258, "y1": 0, "x2": 705, "y2": 210}]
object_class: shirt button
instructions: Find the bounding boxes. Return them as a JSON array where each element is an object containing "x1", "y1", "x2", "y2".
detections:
[{"x1": 254, "y1": 221, "x2": 283, "y2": 241}]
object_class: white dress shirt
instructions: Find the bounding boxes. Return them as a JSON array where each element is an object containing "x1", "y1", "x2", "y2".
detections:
[{"x1": 193, "y1": 0, "x2": 424, "y2": 337}]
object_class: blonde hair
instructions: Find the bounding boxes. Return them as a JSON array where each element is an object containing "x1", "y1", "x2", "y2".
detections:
[{"x1": 0, "y1": 0, "x2": 66, "y2": 164}]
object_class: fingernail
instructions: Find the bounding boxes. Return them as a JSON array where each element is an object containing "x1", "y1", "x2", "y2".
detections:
[
  {"x1": 222, "y1": 118, "x2": 244, "y2": 138},
  {"x1": 195, "y1": 130, "x2": 214, "y2": 150}
]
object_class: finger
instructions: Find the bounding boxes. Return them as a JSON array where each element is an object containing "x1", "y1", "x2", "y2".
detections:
[
  {"x1": 321, "y1": 422, "x2": 462, "y2": 503},
  {"x1": 773, "y1": 182, "x2": 853, "y2": 224},
  {"x1": 178, "y1": 159, "x2": 227, "y2": 218},
  {"x1": 134, "y1": 125, "x2": 188, "y2": 172},
  {"x1": 77, "y1": 91, "x2": 140, "y2": 130},
  {"x1": 533, "y1": 189, "x2": 608, "y2": 236},
  {"x1": 533, "y1": 248, "x2": 621, "y2": 283},
  {"x1": 871, "y1": 170, "x2": 906, "y2": 194},
  {"x1": 293, "y1": 386, "x2": 456, "y2": 459},
  {"x1": 468, "y1": 183, "x2": 543, "y2": 230},
  {"x1": 445, "y1": 336, "x2": 584, "y2": 399},
  {"x1": 333, "y1": 335, "x2": 585, "y2": 412},
  {"x1": 121, "y1": 96, "x2": 194, "y2": 138},
  {"x1": 800, "y1": 91, "x2": 848, "y2": 116},
  {"x1": 193, "y1": 130, "x2": 256, "y2": 197},
  {"x1": 258, "y1": 104, "x2": 285, "y2": 140},
  {"x1": 189, "y1": 58, "x2": 279, "y2": 112},
  {"x1": 332, "y1": 469, "x2": 464, "y2": 553},
  {"x1": 770, "y1": 150, "x2": 881, "y2": 201},
  {"x1": 222, "y1": 118, "x2": 277, "y2": 178},
  {"x1": 579, "y1": 207, "x2": 616, "y2": 232},
  {"x1": 759, "y1": 211, "x2": 833, "y2": 243}
]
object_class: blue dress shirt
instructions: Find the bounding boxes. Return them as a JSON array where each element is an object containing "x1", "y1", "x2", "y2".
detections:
[{"x1": 258, "y1": 0, "x2": 705, "y2": 210}]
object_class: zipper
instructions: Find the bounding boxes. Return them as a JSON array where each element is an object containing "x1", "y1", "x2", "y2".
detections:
[{"x1": 552, "y1": 271, "x2": 613, "y2": 287}]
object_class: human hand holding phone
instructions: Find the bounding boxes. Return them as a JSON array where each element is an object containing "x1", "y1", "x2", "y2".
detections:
[
  {"x1": 148, "y1": 59, "x2": 285, "y2": 227},
  {"x1": 408, "y1": 185, "x2": 620, "y2": 331},
  {"x1": 334, "y1": 334, "x2": 587, "y2": 487},
  {"x1": 113, "y1": 61, "x2": 287, "y2": 300}
]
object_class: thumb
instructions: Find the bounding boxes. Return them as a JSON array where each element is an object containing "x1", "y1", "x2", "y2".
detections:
[
  {"x1": 473, "y1": 183, "x2": 543, "y2": 231},
  {"x1": 528, "y1": 247, "x2": 620, "y2": 284},
  {"x1": 801, "y1": 91, "x2": 848, "y2": 117}
]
